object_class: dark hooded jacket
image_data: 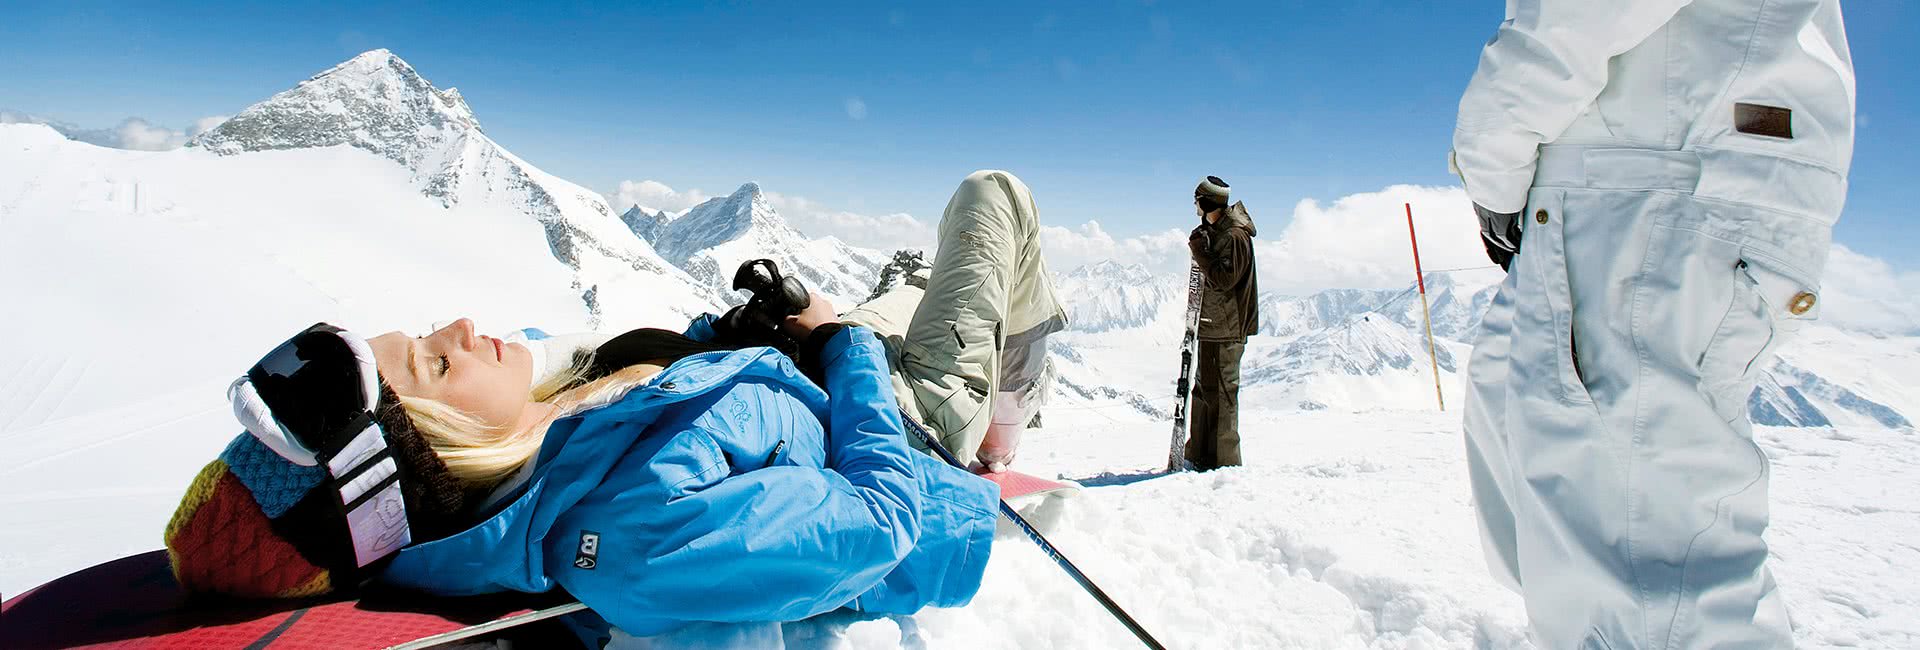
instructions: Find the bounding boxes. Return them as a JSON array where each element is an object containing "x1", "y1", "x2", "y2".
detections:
[{"x1": 1188, "y1": 202, "x2": 1259, "y2": 341}]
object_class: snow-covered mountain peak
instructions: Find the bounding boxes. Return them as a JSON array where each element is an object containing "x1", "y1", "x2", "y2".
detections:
[
  {"x1": 1055, "y1": 260, "x2": 1183, "y2": 333},
  {"x1": 438, "y1": 86, "x2": 475, "y2": 124},
  {"x1": 191, "y1": 50, "x2": 480, "y2": 170},
  {"x1": 620, "y1": 205, "x2": 672, "y2": 244},
  {"x1": 624, "y1": 181, "x2": 889, "y2": 306},
  {"x1": 184, "y1": 49, "x2": 721, "y2": 325},
  {"x1": 696, "y1": 182, "x2": 783, "y2": 229},
  {"x1": 647, "y1": 182, "x2": 794, "y2": 266}
]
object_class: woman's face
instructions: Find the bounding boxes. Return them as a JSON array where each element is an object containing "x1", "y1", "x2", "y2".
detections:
[{"x1": 369, "y1": 318, "x2": 535, "y2": 431}]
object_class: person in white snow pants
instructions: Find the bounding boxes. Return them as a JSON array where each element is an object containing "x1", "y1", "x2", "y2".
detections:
[{"x1": 1451, "y1": 0, "x2": 1855, "y2": 647}]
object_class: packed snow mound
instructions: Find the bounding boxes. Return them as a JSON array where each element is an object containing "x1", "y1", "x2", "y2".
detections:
[
  {"x1": 191, "y1": 49, "x2": 723, "y2": 324},
  {"x1": 630, "y1": 182, "x2": 889, "y2": 307},
  {"x1": 1054, "y1": 261, "x2": 1185, "y2": 333}
]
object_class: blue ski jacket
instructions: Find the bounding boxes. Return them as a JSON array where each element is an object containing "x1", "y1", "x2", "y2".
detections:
[{"x1": 378, "y1": 324, "x2": 999, "y2": 636}]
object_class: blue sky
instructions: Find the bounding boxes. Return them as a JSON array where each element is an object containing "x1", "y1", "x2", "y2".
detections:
[{"x1": 3, "y1": 1, "x2": 1913, "y2": 266}]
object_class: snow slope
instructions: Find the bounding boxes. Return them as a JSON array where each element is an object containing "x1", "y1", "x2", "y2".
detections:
[{"x1": 191, "y1": 48, "x2": 726, "y2": 326}]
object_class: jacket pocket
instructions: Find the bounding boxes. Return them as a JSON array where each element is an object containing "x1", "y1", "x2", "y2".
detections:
[{"x1": 698, "y1": 387, "x2": 822, "y2": 476}]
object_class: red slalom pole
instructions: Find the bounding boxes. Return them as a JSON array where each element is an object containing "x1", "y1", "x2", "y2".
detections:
[{"x1": 1406, "y1": 203, "x2": 1445, "y2": 411}]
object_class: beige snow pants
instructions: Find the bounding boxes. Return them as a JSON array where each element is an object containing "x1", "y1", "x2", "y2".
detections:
[{"x1": 841, "y1": 170, "x2": 1066, "y2": 466}]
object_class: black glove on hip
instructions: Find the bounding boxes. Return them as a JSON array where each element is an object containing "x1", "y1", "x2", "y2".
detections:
[{"x1": 1474, "y1": 203, "x2": 1522, "y2": 271}]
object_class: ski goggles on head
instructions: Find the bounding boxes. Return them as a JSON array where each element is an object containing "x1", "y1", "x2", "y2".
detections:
[{"x1": 227, "y1": 322, "x2": 412, "y2": 566}]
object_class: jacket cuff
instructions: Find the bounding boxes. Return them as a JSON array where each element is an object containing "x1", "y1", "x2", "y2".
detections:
[
  {"x1": 1449, "y1": 137, "x2": 1536, "y2": 214},
  {"x1": 798, "y1": 322, "x2": 850, "y2": 386},
  {"x1": 684, "y1": 313, "x2": 721, "y2": 343}
]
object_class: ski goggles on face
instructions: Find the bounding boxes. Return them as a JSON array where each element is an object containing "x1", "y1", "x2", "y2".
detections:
[{"x1": 228, "y1": 323, "x2": 412, "y2": 566}]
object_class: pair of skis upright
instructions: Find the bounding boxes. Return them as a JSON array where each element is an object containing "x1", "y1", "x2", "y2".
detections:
[{"x1": 1166, "y1": 263, "x2": 1205, "y2": 473}]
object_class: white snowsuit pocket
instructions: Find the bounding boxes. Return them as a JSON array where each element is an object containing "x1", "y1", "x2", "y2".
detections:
[
  {"x1": 1511, "y1": 190, "x2": 1594, "y2": 406},
  {"x1": 1698, "y1": 251, "x2": 1820, "y2": 425}
]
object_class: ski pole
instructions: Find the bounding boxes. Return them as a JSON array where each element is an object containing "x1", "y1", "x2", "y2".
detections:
[
  {"x1": 1405, "y1": 203, "x2": 1445, "y2": 411},
  {"x1": 898, "y1": 415, "x2": 1168, "y2": 650}
]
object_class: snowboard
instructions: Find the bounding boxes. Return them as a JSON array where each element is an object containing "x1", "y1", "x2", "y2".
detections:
[
  {"x1": 974, "y1": 468, "x2": 1081, "y2": 502},
  {"x1": 0, "y1": 549, "x2": 583, "y2": 649},
  {"x1": 1166, "y1": 262, "x2": 1205, "y2": 472},
  {"x1": 975, "y1": 469, "x2": 1080, "y2": 535}
]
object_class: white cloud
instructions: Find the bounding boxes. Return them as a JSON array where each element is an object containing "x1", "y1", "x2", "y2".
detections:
[
  {"x1": 112, "y1": 118, "x2": 190, "y2": 151},
  {"x1": 763, "y1": 190, "x2": 934, "y2": 251},
  {"x1": 606, "y1": 179, "x2": 712, "y2": 215},
  {"x1": 1039, "y1": 220, "x2": 1188, "y2": 276},
  {"x1": 1256, "y1": 185, "x2": 1489, "y2": 296},
  {"x1": 188, "y1": 115, "x2": 230, "y2": 137},
  {"x1": 0, "y1": 111, "x2": 230, "y2": 151},
  {"x1": 1817, "y1": 243, "x2": 1920, "y2": 334},
  {"x1": 844, "y1": 97, "x2": 868, "y2": 121}
]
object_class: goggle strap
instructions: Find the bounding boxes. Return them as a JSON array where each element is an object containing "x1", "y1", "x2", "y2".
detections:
[
  {"x1": 328, "y1": 417, "x2": 412, "y2": 567},
  {"x1": 326, "y1": 412, "x2": 383, "y2": 475},
  {"x1": 345, "y1": 480, "x2": 412, "y2": 567}
]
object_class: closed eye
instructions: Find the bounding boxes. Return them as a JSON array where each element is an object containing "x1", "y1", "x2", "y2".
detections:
[{"x1": 437, "y1": 355, "x2": 451, "y2": 376}]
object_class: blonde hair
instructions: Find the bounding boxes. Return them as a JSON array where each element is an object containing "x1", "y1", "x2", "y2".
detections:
[{"x1": 400, "y1": 353, "x2": 666, "y2": 488}]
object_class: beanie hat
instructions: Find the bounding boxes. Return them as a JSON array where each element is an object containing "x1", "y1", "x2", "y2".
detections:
[
  {"x1": 1195, "y1": 176, "x2": 1230, "y2": 213},
  {"x1": 164, "y1": 323, "x2": 470, "y2": 597}
]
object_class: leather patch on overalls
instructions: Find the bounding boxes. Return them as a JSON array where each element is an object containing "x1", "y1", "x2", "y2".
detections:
[{"x1": 1734, "y1": 103, "x2": 1793, "y2": 139}]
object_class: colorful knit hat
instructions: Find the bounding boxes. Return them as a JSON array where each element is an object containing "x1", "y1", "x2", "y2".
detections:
[{"x1": 164, "y1": 323, "x2": 470, "y2": 597}]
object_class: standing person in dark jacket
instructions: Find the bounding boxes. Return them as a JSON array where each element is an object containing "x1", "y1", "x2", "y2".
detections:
[{"x1": 1185, "y1": 176, "x2": 1258, "y2": 470}]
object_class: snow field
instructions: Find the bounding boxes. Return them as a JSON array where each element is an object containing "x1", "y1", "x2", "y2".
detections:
[{"x1": 915, "y1": 409, "x2": 1533, "y2": 649}]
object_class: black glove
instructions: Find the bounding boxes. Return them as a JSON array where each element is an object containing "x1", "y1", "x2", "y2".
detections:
[
  {"x1": 1474, "y1": 203, "x2": 1522, "y2": 271},
  {"x1": 1187, "y1": 224, "x2": 1213, "y2": 261}
]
